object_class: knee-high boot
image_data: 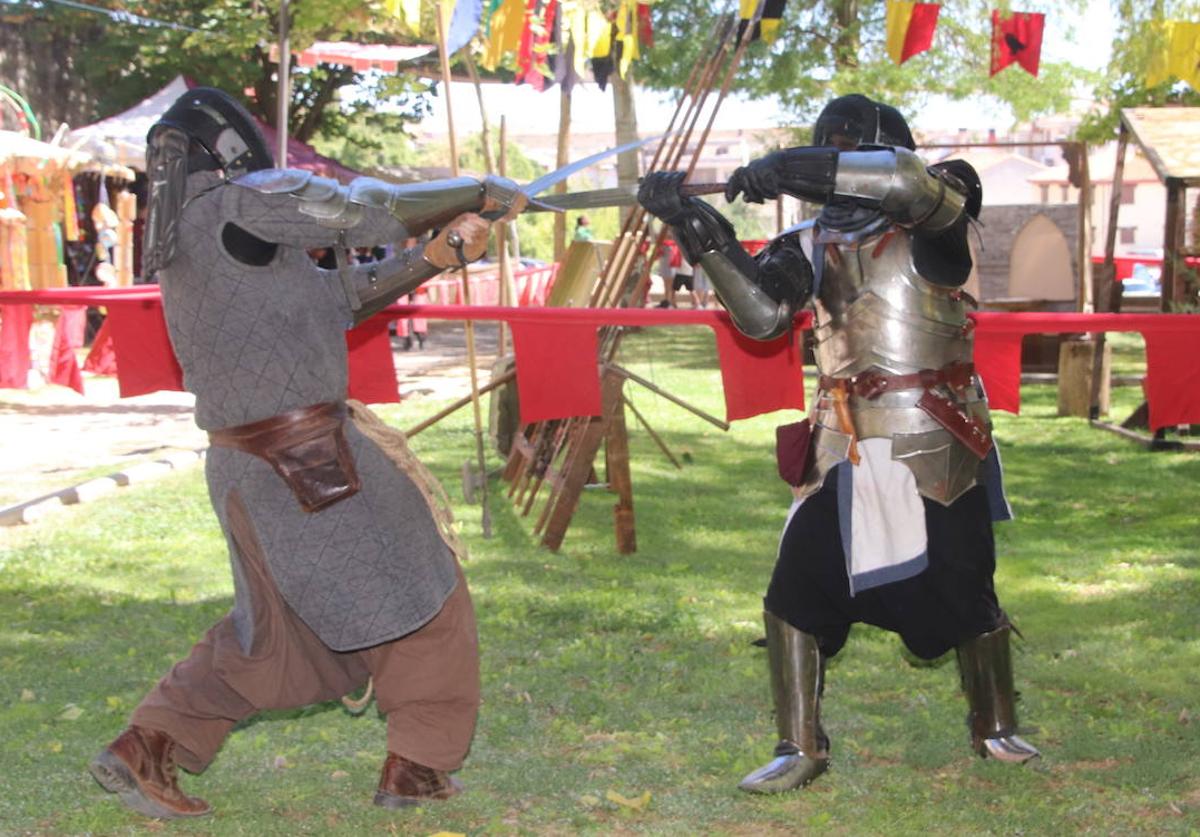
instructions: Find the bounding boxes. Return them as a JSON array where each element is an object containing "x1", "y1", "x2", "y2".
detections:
[
  {"x1": 737, "y1": 611, "x2": 830, "y2": 793},
  {"x1": 956, "y1": 624, "x2": 1041, "y2": 763}
]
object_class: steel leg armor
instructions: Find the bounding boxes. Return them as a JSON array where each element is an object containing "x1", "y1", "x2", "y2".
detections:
[
  {"x1": 956, "y1": 625, "x2": 1041, "y2": 763},
  {"x1": 738, "y1": 612, "x2": 830, "y2": 793}
]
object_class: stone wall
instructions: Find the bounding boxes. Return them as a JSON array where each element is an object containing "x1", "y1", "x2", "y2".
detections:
[{"x1": 974, "y1": 203, "x2": 1080, "y2": 308}]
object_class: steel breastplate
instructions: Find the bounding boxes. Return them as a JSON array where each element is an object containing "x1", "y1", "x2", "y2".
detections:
[{"x1": 801, "y1": 224, "x2": 988, "y2": 506}]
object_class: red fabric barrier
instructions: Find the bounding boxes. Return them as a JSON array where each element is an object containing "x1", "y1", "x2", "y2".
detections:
[
  {"x1": 48, "y1": 306, "x2": 86, "y2": 393},
  {"x1": 0, "y1": 304, "x2": 33, "y2": 388},
  {"x1": 509, "y1": 320, "x2": 602, "y2": 422},
  {"x1": 345, "y1": 317, "x2": 400, "y2": 404},
  {"x1": 104, "y1": 302, "x2": 184, "y2": 397},
  {"x1": 83, "y1": 319, "x2": 119, "y2": 375},
  {"x1": 2, "y1": 288, "x2": 1199, "y2": 431}
]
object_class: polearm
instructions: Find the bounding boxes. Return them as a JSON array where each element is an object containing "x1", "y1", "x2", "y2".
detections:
[{"x1": 434, "y1": 1, "x2": 494, "y2": 537}]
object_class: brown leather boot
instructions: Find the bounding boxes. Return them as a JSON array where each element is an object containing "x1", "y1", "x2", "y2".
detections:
[
  {"x1": 373, "y1": 752, "x2": 463, "y2": 809},
  {"x1": 89, "y1": 726, "x2": 212, "y2": 819}
]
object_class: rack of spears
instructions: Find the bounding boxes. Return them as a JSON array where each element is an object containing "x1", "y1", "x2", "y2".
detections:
[{"x1": 494, "y1": 12, "x2": 764, "y2": 554}]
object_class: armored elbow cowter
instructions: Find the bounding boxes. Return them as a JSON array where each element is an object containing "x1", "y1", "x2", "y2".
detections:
[
  {"x1": 834, "y1": 147, "x2": 968, "y2": 232},
  {"x1": 233, "y1": 170, "x2": 517, "y2": 236}
]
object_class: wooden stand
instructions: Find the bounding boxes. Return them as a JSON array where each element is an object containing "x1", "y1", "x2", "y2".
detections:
[
  {"x1": 1058, "y1": 338, "x2": 1110, "y2": 417},
  {"x1": 504, "y1": 368, "x2": 636, "y2": 554}
]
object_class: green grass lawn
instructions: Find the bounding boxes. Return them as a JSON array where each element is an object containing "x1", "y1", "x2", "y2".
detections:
[{"x1": 1, "y1": 326, "x2": 1198, "y2": 836}]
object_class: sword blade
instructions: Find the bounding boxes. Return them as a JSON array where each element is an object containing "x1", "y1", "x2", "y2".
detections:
[
  {"x1": 520, "y1": 134, "x2": 671, "y2": 198},
  {"x1": 525, "y1": 181, "x2": 727, "y2": 212}
]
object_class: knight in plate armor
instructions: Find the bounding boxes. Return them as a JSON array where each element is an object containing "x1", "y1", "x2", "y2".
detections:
[
  {"x1": 639, "y1": 94, "x2": 1039, "y2": 793},
  {"x1": 89, "y1": 88, "x2": 524, "y2": 819}
]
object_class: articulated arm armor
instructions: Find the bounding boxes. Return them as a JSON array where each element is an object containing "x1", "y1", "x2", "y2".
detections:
[
  {"x1": 233, "y1": 169, "x2": 523, "y2": 241},
  {"x1": 726, "y1": 146, "x2": 969, "y2": 233},
  {"x1": 640, "y1": 172, "x2": 813, "y2": 340},
  {"x1": 340, "y1": 246, "x2": 443, "y2": 326}
]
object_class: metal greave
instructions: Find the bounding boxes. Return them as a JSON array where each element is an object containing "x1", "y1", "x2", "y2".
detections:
[
  {"x1": 764, "y1": 610, "x2": 827, "y2": 756},
  {"x1": 956, "y1": 623, "x2": 1020, "y2": 743}
]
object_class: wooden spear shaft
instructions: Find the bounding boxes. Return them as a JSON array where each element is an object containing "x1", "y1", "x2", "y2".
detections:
[{"x1": 436, "y1": 1, "x2": 493, "y2": 537}]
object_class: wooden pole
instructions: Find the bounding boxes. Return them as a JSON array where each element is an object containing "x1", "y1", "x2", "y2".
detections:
[
  {"x1": 436, "y1": 2, "x2": 492, "y2": 536},
  {"x1": 554, "y1": 84, "x2": 572, "y2": 263},
  {"x1": 497, "y1": 117, "x2": 511, "y2": 357},
  {"x1": 1089, "y1": 124, "x2": 1129, "y2": 420}
]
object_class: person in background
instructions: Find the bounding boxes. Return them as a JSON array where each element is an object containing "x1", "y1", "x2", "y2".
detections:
[{"x1": 573, "y1": 214, "x2": 595, "y2": 242}]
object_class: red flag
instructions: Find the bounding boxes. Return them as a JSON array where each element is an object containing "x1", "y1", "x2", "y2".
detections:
[
  {"x1": 990, "y1": 10, "x2": 1044, "y2": 77},
  {"x1": 636, "y1": 2, "x2": 652, "y2": 49}
]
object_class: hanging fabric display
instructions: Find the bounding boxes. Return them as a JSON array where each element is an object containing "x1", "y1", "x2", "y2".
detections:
[
  {"x1": 885, "y1": 1, "x2": 940, "y2": 65},
  {"x1": 482, "y1": 0, "x2": 527, "y2": 69},
  {"x1": 1145, "y1": 20, "x2": 1200, "y2": 89},
  {"x1": 990, "y1": 9, "x2": 1045, "y2": 77}
]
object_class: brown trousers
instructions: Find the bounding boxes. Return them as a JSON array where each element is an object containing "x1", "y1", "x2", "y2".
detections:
[{"x1": 131, "y1": 490, "x2": 480, "y2": 774}]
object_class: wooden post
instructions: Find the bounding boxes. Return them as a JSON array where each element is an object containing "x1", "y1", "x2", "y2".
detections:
[
  {"x1": 553, "y1": 84, "x2": 572, "y2": 263},
  {"x1": 1058, "y1": 338, "x2": 1111, "y2": 417},
  {"x1": 1163, "y1": 179, "x2": 1184, "y2": 311},
  {"x1": 1089, "y1": 124, "x2": 1129, "y2": 420},
  {"x1": 1073, "y1": 141, "x2": 1093, "y2": 312},
  {"x1": 436, "y1": 1, "x2": 492, "y2": 536},
  {"x1": 540, "y1": 371, "x2": 634, "y2": 553},
  {"x1": 605, "y1": 382, "x2": 636, "y2": 554}
]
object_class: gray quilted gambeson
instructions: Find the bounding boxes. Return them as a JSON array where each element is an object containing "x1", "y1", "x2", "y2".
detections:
[{"x1": 160, "y1": 171, "x2": 456, "y2": 652}]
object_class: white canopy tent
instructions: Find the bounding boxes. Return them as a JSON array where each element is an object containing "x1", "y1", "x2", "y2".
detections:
[{"x1": 64, "y1": 77, "x2": 191, "y2": 171}]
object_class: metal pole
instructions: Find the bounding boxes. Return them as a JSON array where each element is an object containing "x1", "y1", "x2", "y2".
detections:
[{"x1": 276, "y1": 0, "x2": 290, "y2": 167}]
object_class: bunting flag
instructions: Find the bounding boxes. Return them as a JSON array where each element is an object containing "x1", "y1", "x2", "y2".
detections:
[
  {"x1": 1145, "y1": 20, "x2": 1200, "y2": 89},
  {"x1": 387, "y1": 0, "x2": 423, "y2": 34},
  {"x1": 615, "y1": 0, "x2": 639, "y2": 77},
  {"x1": 515, "y1": 0, "x2": 558, "y2": 90},
  {"x1": 885, "y1": 1, "x2": 939, "y2": 64},
  {"x1": 482, "y1": 0, "x2": 526, "y2": 69},
  {"x1": 446, "y1": 0, "x2": 484, "y2": 55},
  {"x1": 990, "y1": 9, "x2": 1044, "y2": 77},
  {"x1": 737, "y1": 0, "x2": 787, "y2": 44}
]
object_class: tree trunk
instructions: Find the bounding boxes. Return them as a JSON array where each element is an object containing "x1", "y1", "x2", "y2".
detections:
[
  {"x1": 554, "y1": 85, "x2": 571, "y2": 262},
  {"x1": 832, "y1": 0, "x2": 861, "y2": 69},
  {"x1": 612, "y1": 69, "x2": 640, "y2": 227}
]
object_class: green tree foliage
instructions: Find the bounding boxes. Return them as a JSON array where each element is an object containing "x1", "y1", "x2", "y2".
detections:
[
  {"x1": 635, "y1": 0, "x2": 1090, "y2": 126},
  {"x1": 1076, "y1": 0, "x2": 1200, "y2": 142},
  {"x1": 1, "y1": 0, "x2": 436, "y2": 143}
]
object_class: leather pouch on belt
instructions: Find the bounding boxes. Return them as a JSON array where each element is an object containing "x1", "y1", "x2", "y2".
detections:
[
  {"x1": 262, "y1": 421, "x2": 361, "y2": 513},
  {"x1": 775, "y1": 419, "x2": 814, "y2": 487},
  {"x1": 916, "y1": 390, "x2": 993, "y2": 459}
]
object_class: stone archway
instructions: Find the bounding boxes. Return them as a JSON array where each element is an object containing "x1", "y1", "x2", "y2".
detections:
[{"x1": 1008, "y1": 213, "x2": 1075, "y2": 302}]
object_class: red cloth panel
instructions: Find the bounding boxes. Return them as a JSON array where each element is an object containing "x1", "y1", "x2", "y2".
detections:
[
  {"x1": 345, "y1": 317, "x2": 400, "y2": 404},
  {"x1": 711, "y1": 322, "x2": 806, "y2": 421},
  {"x1": 0, "y1": 303, "x2": 33, "y2": 388},
  {"x1": 509, "y1": 320, "x2": 601, "y2": 423},
  {"x1": 971, "y1": 327, "x2": 1024, "y2": 413},
  {"x1": 105, "y1": 302, "x2": 184, "y2": 397},
  {"x1": 48, "y1": 306, "x2": 87, "y2": 393},
  {"x1": 84, "y1": 319, "x2": 119, "y2": 375},
  {"x1": 1141, "y1": 329, "x2": 1200, "y2": 430}
]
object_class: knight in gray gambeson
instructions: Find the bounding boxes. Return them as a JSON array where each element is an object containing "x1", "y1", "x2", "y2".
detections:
[
  {"x1": 90, "y1": 88, "x2": 521, "y2": 819},
  {"x1": 639, "y1": 94, "x2": 1039, "y2": 794}
]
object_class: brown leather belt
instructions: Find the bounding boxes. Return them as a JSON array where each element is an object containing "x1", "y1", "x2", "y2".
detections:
[
  {"x1": 209, "y1": 401, "x2": 361, "y2": 513},
  {"x1": 818, "y1": 360, "x2": 992, "y2": 460},
  {"x1": 818, "y1": 360, "x2": 975, "y2": 400}
]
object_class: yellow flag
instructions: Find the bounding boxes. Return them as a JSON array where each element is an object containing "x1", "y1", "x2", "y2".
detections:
[
  {"x1": 617, "y1": 0, "x2": 638, "y2": 77},
  {"x1": 1146, "y1": 20, "x2": 1200, "y2": 89},
  {"x1": 885, "y1": 0, "x2": 914, "y2": 64}
]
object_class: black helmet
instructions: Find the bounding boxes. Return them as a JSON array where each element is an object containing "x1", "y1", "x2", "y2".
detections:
[
  {"x1": 148, "y1": 87, "x2": 273, "y2": 178},
  {"x1": 813, "y1": 94, "x2": 916, "y2": 151}
]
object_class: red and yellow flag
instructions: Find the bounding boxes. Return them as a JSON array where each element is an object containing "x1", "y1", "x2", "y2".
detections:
[{"x1": 884, "y1": 1, "x2": 939, "y2": 65}]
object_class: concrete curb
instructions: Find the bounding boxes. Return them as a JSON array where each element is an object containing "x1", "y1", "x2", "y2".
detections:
[{"x1": 0, "y1": 448, "x2": 207, "y2": 527}]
